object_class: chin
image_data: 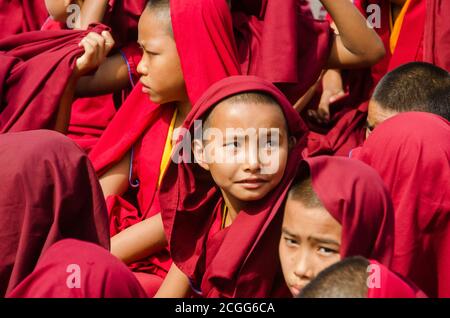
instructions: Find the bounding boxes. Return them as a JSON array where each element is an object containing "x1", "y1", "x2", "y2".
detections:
[
  {"x1": 150, "y1": 95, "x2": 170, "y2": 105},
  {"x1": 236, "y1": 191, "x2": 268, "y2": 202},
  {"x1": 149, "y1": 95, "x2": 162, "y2": 104},
  {"x1": 51, "y1": 14, "x2": 67, "y2": 23}
]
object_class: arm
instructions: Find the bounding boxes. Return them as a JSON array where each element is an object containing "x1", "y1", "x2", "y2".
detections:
[
  {"x1": 99, "y1": 151, "x2": 131, "y2": 198},
  {"x1": 308, "y1": 69, "x2": 346, "y2": 124},
  {"x1": 78, "y1": 0, "x2": 109, "y2": 30},
  {"x1": 54, "y1": 31, "x2": 114, "y2": 133},
  {"x1": 322, "y1": 0, "x2": 386, "y2": 69},
  {"x1": 293, "y1": 77, "x2": 321, "y2": 114},
  {"x1": 111, "y1": 213, "x2": 168, "y2": 265},
  {"x1": 75, "y1": 53, "x2": 131, "y2": 97},
  {"x1": 54, "y1": 73, "x2": 78, "y2": 133},
  {"x1": 154, "y1": 263, "x2": 192, "y2": 298}
]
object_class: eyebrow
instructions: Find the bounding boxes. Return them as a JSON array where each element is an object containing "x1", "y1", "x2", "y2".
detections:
[
  {"x1": 223, "y1": 130, "x2": 285, "y2": 139},
  {"x1": 138, "y1": 41, "x2": 157, "y2": 51},
  {"x1": 282, "y1": 229, "x2": 340, "y2": 246},
  {"x1": 264, "y1": 129, "x2": 284, "y2": 138},
  {"x1": 308, "y1": 236, "x2": 340, "y2": 246},
  {"x1": 281, "y1": 228, "x2": 298, "y2": 239}
]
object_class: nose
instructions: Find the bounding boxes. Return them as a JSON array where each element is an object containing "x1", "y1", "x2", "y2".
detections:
[
  {"x1": 244, "y1": 142, "x2": 261, "y2": 173},
  {"x1": 137, "y1": 59, "x2": 148, "y2": 76},
  {"x1": 293, "y1": 251, "x2": 313, "y2": 281}
]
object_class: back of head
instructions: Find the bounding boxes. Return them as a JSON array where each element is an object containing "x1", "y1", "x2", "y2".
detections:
[
  {"x1": 298, "y1": 256, "x2": 370, "y2": 298},
  {"x1": 372, "y1": 62, "x2": 450, "y2": 117},
  {"x1": 147, "y1": 0, "x2": 170, "y2": 11},
  {"x1": 356, "y1": 112, "x2": 450, "y2": 296},
  {"x1": 288, "y1": 157, "x2": 394, "y2": 264},
  {"x1": 427, "y1": 84, "x2": 450, "y2": 120}
]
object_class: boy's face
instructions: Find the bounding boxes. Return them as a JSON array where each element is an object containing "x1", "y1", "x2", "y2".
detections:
[
  {"x1": 45, "y1": 0, "x2": 71, "y2": 22},
  {"x1": 366, "y1": 100, "x2": 397, "y2": 139},
  {"x1": 137, "y1": 7, "x2": 188, "y2": 105},
  {"x1": 194, "y1": 101, "x2": 291, "y2": 205},
  {"x1": 279, "y1": 198, "x2": 342, "y2": 297}
]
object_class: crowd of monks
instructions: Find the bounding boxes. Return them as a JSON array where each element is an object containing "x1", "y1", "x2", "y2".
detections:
[{"x1": 0, "y1": 0, "x2": 448, "y2": 299}]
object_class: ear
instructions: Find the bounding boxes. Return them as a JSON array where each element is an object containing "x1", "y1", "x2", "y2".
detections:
[
  {"x1": 192, "y1": 139, "x2": 210, "y2": 171},
  {"x1": 288, "y1": 136, "x2": 297, "y2": 150}
]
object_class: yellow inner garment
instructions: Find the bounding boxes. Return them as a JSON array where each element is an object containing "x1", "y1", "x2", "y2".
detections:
[
  {"x1": 221, "y1": 204, "x2": 229, "y2": 230},
  {"x1": 158, "y1": 109, "x2": 178, "y2": 187},
  {"x1": 389, "y1": 0, "x2": 412, "y2": 54}
]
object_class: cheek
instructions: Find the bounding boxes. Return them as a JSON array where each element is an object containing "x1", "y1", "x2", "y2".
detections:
[
  {"x1": 280, "y1": 244, "x2": 294, "y2": 261},
  {"x1": 168, "y1": 58, "x2": 184, "y2": 79},
  {"x1": 278, "y1": 242, "x2": 292, "y2": 273},
  {"x1": 315, "y1": 255, "x2": 341, "y2": 276},
  {"x1": 165, "y1": 51, "x2": 185, "y2": 84},
  {"x1": 167, "y1": 63, "x2": 185, "y2": 92},
  {"x1": 152, "y1": 58, "x2": 185, "y2": 96},
  {"x1": 264, "y1": 148, "x2": 288, "y2": 181},
  {"x1": 207, "y1": 146, "x2": 238, "y2": 167},
  {"x1": 208, "y1": 163, "x2": 235, "y2": 188}
]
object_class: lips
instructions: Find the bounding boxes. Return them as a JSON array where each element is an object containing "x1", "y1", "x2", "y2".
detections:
[
  {"x1": 290, "y1": 285, "x2": 304, "y2": 296},
  {"x1": 140, "y1": 81, "x2": 151, "y2": 94},
  {"x1": 236, "y1": 178, "x2": 269, "y2": 190}
]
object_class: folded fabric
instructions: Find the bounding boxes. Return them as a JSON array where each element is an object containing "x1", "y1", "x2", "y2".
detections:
[{"x1": 0, "y1": 24, "x2": 109, "y2": 133}]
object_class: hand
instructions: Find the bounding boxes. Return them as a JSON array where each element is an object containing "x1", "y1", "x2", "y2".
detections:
[
  {"x1": 75, "y1": 31, "x2": 115, "y2": 77},
  {"x1": 308, "y1": 69, "x2": 345, "y2": 124}
]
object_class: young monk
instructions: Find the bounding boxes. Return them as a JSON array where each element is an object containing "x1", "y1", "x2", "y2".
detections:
[
  {"x1": 354, "y1": 112, "x2": 450, "y2": 298},
  {"x1": 279, "y1": 156, "x2": 394, "y2": 297},
  {"x1": 366, "y1": 62, "x2": 450, "y2": 136},
  {"x1": 44, "y1": 0, "x2": 146, "y2": 46},
  {"x1": 0, "y1": 25, "x2": 114, "y2": 134},
  {"x1": 44, "y1": 0, "x2": 109, "y2": 30},
  {"x1": 90, "y1": 0, "x2": 386, "y2": 296},
  {"x1": 42, "y1": 0, "x2": 147, "y2": 152},
  {"x1": 158, "y1": 75, "x2": 309, "y2": 298},
  {"x1": 305, "y1": 0, "x2": 429, "y2": 156},
  {"x1": 93, "y1": 0, "x2": 241, "y2": 297},
  {"x1": 298, "y1": 257, "x2": 426, "y2": 298},
  {"x1": 0, "y1": 130, "x2": 110, "y2": 297},
  {"x1": 231, "y1": 0, "x2": 385, "y2": 104}
]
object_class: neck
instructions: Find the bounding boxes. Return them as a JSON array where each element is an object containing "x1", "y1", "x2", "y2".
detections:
[
  {"x1": 175, "y1": 100, "x2": 192, "y2": 122},
  {"x1": 221, "y1": 191, "x2": 247, "y2": 224}
]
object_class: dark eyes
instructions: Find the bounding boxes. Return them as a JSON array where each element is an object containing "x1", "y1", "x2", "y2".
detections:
[
  {"x1": 364, "y1": 122, "x2": 375, "y2": 132},
  {"x1": 139, "y1": 47, "x2": 159, "y2": 56},
  {"x1": 318, "y1": 247, "x2": 339, "y2": 255},
  {"x1": 264, "y1": 139, "x2": 279, "y2": 148},
  {"x1": 283, "y1": 237, "x2": 298, "y2": 246},
  {"x1": 224, "y1": 139, "x2": 279, "y2": 149},
  {"x1": 224, "y1": 141, "x2": 240, "y2": 148}
]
